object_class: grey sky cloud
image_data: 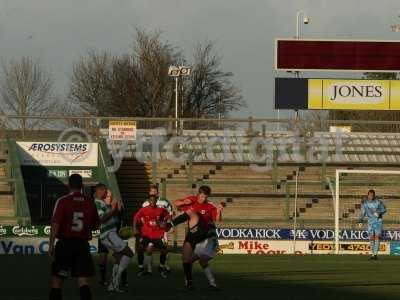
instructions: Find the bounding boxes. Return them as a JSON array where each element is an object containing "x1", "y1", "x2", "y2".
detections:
[{"x1": 0, "y1": 0, "x2": 399, "y2": 118}]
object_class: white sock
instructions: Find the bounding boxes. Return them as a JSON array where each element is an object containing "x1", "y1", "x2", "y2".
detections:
[
  {"x1": 110, "y1": 264, "x2": 119, "y2": 288},
  {"x1": 144, "y1": 255, "x2": 153, "y2": 272},
  {"x1": 112, "y1": 264, "x2": 118, "y2": 278},
  {"x1": 117, "y1": 255, "x2": 130, "y2": 280},
  {"x1": 204, "y1": 266, "x2": 216, "y2": 286}
]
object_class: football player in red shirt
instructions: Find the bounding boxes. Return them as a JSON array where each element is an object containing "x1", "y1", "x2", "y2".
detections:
[
  {"x1": 133, "y1": 193, "x2": 171, "y2": 278},
  {"x1": 170, "y1": 186, "x2": 224, "y2": 290},
  {"x1": 48, "y1": 174, "x2": 100, "y2": 300}
]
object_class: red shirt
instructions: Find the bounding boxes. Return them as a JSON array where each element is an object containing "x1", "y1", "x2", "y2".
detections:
[
  {"x1": 179, "y1": 196, "x2": 217, "y2": 230},
  {"x1": 134, "y1": 206, "x2": 170, "y2": 240},
  {"x1": 52, "y1": 191, "x2": 100, "y2": 240}
]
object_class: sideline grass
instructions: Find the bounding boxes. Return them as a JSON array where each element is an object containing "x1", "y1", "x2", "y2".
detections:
[{"x1": 1, "y1": 254, "x2": 400, "y2": 300}]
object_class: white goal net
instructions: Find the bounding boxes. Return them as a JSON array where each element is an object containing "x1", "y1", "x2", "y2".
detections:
[{"x1": 334, "y1": 169, "x2": 400, "y2": 254}]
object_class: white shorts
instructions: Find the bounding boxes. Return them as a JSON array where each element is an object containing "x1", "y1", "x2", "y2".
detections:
[
  {"x1": 101, "y1": 231, "x2": 127, "y2": 253},
  {"x1": 194, "y1": 237, "x2": 219, "y2": 259}
]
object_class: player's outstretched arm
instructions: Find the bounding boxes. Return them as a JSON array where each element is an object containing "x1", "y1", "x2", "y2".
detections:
[
  {"x1": 215, "y1": 202, "x2": 226, "y2": 222},
  {"x1": 174, "y1": 197, "x2": 193, "y2": 208}
]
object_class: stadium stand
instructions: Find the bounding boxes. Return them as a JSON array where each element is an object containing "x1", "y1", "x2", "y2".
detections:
[
  {"x1": 4, "y1": 127, "x2": 400, "y2": 238},
  {"x1": 0, "y1": 140, "x2": 28, "y2": 225},
  {"x1": 110, "y1": 129, "x2": 400, "y2": 246}
]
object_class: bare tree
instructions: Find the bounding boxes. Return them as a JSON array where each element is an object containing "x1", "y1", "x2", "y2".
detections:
[
  {"x1": 185, "y1": 40, "x2": 244, "y2": 118},
  {"x1": 69, "y1": 49, "x2": 113, "y2": 116},
  {"x1": 0, "y1": 57, "x2": 57, "y2": 133},
  {"x1": 132, "y1": 28, "x2": 181, "y2": 117},
  {"x1": 69, "y1": 29, "x2": 244, "y2": 121}
]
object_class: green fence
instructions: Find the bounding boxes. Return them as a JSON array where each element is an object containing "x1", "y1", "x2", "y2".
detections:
[
  {"x1": 6, "y1": 139, "x2": 31, "y2": 225},
  {"x1": 98, "y1": 138, "x2": 122, "y2": 202}
]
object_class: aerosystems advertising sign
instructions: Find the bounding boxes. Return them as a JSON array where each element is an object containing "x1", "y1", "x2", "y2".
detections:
[
  {"x1": 16, "y1": 142, "x2": 98, "y2": 167},
  {"x1": 275, "y1": 78, "x2": 400, "y2": 110}
]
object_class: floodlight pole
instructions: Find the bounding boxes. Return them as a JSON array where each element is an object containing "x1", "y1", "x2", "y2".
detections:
[
  {"x1": 175, "y1": 76, "x2": 179, "y2": 135},
  {"x1": 335, "y1": 169, "x2": 340, "y2": 255},
  {"x1": 293, "y1": 168, "x2": 300, "y2": 254},
  {"x1": 277, "y1": 109, "x2": 280, "y2": 131},
  {"x1": 169, "y1": 65, "x2": 191, "y2": 135}
]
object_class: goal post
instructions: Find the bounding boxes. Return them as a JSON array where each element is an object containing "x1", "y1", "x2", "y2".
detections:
[{"x1": 335, "y1": 169, "x2": 400, "y2": 254}]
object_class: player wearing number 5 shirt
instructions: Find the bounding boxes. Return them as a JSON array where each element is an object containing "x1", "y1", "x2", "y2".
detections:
[{"x1": 48, "y1": 174, "x2": 100, "y2": 300}]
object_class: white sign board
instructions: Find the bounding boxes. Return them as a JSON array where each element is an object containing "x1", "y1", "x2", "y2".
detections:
[
  {"x1": 69, "y1": 169, "x2": 93, "y2": 178},
  {"x1": 109, "y1": 121, "x2": 136, "y2": 141},
  {"x1": 17, "y1": 142, "x2": 98, "y2": 167},
  {"x1": 218, "y1": 240, "x2": 309, "y2": 255},
  {"x1": 0, "y1": 238, "x2": 98, "y2": 255},
  {"x1": 309, "y1": 241, "x2": 390, "y2": 255}
]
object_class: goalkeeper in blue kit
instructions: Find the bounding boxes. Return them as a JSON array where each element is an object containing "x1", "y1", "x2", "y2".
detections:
[{"x1": 358, "y1": 189, "x2": 387, "y2": 260}]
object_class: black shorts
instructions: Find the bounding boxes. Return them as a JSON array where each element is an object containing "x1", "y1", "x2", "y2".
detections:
[
  {"x1": 141, "y1": 237, "x2": 167, "y2": 250},
  {"x1": 184, "y1": 222, "x2": 209, "y2": 249},
  {"x1": 98, "y1": 239, "x2": 109, "y2": 254},
  {"x1": 52, "y1": 239, "x2": 95, "y2": 278}
]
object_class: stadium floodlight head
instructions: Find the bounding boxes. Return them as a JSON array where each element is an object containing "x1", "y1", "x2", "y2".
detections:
[
  {"x1": 391, "y1": 24, "x2": 400, "y2": 32},
  {"x1": 168, "y1": 66, "x2": 180, "y2": 77},
  {"x1": 168, "y1": 65, "x2": 192, "y2": 77},
  {"x1": 168, "y1": 65, "x2": 192, "y2": 134}
]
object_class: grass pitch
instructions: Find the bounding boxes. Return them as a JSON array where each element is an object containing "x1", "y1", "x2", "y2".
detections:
[{"x1": 2, "y1": 254, "x2": 400, "y2": 300}]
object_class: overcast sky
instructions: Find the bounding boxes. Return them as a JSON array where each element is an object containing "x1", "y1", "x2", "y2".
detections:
[{"x1": 0, "y1": 0, "x2": 399, "y2": 118}]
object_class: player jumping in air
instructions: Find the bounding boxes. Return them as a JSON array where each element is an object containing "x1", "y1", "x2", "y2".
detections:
[
  {"x1": 48, "y1": 174, "x2": 100, "y2": 300},
  {"x1": 133, "y1": 189, "x2": 171, "y2": 278},
  {"x1": 95, "y1": 183, "x2": 134, "y2": 292},
  {"x1": 140, "y1": 184, "x2": 173, "y2": 274},
  {"x1": 358, "y1": 189, "x2": 387, "y2": 260},
  {"x1": 169, "y1": 186, "x2": 224, "y2": 290}
]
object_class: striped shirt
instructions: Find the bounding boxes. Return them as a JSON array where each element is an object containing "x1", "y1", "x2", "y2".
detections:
[{"x1": 95, "y1": 199, "x2": 119, "y2": 239}]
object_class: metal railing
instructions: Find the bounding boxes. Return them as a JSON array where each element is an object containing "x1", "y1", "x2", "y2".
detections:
[{"x1": 3, "y1": 114, "x2": 400, "y2": 141}]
